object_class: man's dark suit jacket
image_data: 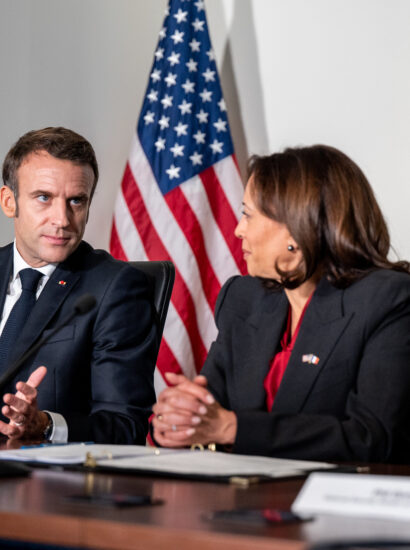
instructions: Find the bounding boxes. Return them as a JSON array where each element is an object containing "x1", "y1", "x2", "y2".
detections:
[
  {"x1": 201, "y1": 270, "x2": 410, "y2": 463},
  {"x1": 0, "y1": 241, "x2": 157, "y2": 444}
]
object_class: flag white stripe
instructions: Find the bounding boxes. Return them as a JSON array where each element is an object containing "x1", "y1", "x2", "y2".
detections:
[
  {"x1": 180, "y1": 175, "x2": 239, "y2": 287},
  {"x1": 128, "y1": 133, "x2": 216, "y2": 349},
  {"x1": 213, "y1": 156, "x2": 244, "y2": 217},
  {"x1": 153, "y1": 369, "x2": 167, "y2": 396},
  {"x1": 114, "y1": 190, "x2": 147, "y2": 259},
  {"x1": 162, "y1": 302, "x2": 198, "y2": 379}
]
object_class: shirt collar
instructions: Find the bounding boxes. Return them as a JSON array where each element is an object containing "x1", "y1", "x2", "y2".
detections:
[{"x1": 13, "y1": 241, "x2": 57, "y2": 281}]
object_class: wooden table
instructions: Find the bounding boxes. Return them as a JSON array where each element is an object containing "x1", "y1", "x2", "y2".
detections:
[{"x1": 0, "y1": 463, "x2": 410, "y2": 550}]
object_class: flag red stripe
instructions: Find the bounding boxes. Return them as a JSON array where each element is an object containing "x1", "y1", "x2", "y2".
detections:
[
  {"x1": 110, "y1": 219, "x2": 128, "y2": 261},
  {"x1": 232, "y1": 153, "x2": 241, "y2": 174},
  {"x1": 156, "y1": 338, "x2": 184, "y2": 379},
  {"x1": 121, "y1": 163, "x2": 208, "y2": 370},
  {"x1": 165, "y1": 186, "x2": 221, "y2": 311},
  {"x1": 200, "y1": 166, "x2": 247, "y2": 275}
]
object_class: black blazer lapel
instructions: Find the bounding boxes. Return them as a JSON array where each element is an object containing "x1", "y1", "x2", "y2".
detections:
[
  {"x1": 272, "y1": 278, "x2": 354, "y2": 414},
  {"x1": 0, "y1": 244, "x2": 13, "y2": 316},
  {"x1": 8, "y1": 255, "x2": 82, "y2": 366},
  {"x1": 234, "y1": 291, "x2": 289, "y2": 409}
]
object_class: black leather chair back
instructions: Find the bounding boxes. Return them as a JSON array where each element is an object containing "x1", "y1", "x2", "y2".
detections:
[{"x1": 130, "y1": 261, "x2": 175, "y2": 358}]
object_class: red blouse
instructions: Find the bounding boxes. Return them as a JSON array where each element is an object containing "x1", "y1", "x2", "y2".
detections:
[{"x1": 264, "y1": 295, "x2": 313, "y2": 411}]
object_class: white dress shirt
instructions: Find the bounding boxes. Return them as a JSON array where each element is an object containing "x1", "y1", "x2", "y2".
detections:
[{"x1": 0, "y1": 243, "x2": 68, "y2": 442}]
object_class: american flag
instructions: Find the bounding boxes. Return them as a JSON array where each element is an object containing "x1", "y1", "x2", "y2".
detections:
[{"x1": 110, "y1": 0, "x2": 246, "y2": 394}]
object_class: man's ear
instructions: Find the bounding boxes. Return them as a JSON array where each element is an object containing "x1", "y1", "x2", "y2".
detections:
[{"x1": 0, "y1": 186, "x2": 17, "y2": 218}]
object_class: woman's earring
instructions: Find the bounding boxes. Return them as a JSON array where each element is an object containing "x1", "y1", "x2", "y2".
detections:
[{"x1": 287, "y1": 244, "x2": 295, "y2": 252}]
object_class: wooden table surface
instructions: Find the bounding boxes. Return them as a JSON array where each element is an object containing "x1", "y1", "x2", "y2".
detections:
[{"x1": 0, "y1": 462, "x2": 410, "y2": 550}]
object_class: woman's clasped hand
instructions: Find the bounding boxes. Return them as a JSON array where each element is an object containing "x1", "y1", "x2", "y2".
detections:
[{"x1": 152, "y1": 372, "x2": 237, "y2": 448}]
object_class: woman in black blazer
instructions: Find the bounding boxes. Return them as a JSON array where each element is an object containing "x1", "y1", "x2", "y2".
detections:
[{"x1": 153, "y1": 145, "x2": 410, "y2": 462}]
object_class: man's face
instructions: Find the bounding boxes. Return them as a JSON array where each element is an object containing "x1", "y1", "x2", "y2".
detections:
[{"x1": 0, "y1": 150, "x2": 94, "y2": 267}]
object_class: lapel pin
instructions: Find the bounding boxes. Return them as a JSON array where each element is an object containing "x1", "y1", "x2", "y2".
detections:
[
  {"x1": 302, "y1": 354, "x2": 320, "y2": 365},
  {"x1": 58, "y1": 280, "x2": 67, "y2": 286}
]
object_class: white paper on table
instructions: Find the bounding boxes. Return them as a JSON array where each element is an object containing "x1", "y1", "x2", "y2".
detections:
[
  {"x1": 0, "y1": 443, "x2": 155, "y2": 465},
  {"x1": 97, "y1": 448, "x2": 336, "y2": 478},
  {"x1": 292, "y1": 472, "x2": 410, "y2": 522},
  {"x1": 0, "y1": 443, "x2": 336, "y2": 479}
]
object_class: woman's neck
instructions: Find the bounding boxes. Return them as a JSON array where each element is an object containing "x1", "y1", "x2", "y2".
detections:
[{"x1": 285, "y1": 278, "x2": 318, "y2": 336}]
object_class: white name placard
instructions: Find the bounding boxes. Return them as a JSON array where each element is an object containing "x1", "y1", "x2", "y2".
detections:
[{"x1": 292, "y1": 472, "x2": 410, "y2": 522}]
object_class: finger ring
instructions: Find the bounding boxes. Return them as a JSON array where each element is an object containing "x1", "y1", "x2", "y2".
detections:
[
  {"x1": 172, "y1": 424, "x2": 177, "y2": 432},
  {"x1": 157, "y1": 414, "x2": 163, "y2": 421}
]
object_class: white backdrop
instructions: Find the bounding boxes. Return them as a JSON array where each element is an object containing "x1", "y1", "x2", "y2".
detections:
[{"x1": 1, "y1": 0, "x2": 409, "y2": 259}]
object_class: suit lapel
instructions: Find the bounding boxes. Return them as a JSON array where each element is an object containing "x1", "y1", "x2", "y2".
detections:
[
  {"x1": 0, "y1": 245, "x2": 13, "y2": 316},
  {"x1": 234, "y1": 290, "x2": 289, "y2": 409},
  {"x1": 8, "y1": 248, "x2": 83, "y2": 366},
  {"x1": 272, "y1": 278, "x2": 353, "y2": 414}
]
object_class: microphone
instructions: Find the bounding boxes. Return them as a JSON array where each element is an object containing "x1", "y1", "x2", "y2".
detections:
[{"x1": 0, "y1": 293, "x2": 96, "y2": 393}]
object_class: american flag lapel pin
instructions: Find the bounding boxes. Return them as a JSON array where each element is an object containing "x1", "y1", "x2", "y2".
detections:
[
  {"x1": 302, "y1": 354, "x2": 320, "y2": 365},
  {"x1": 58, "y1": 280, "x2": 67, "y2": 287}
]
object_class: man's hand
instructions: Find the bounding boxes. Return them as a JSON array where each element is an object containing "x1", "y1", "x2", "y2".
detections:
[
  {"x1": 0, "y1": 366, "x2": 49, "y2": 440},
  {"x1": 152, "y1": 372, "x2": 237, "y2": 448}
]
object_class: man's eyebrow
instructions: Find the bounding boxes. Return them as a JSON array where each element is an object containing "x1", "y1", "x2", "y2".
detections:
[
  {"x1": 69, "y1": 192, "x2": 89, "y2": 199},
  {"x1": 28, "y1": 189, "x2": 53, "y2": 197}
]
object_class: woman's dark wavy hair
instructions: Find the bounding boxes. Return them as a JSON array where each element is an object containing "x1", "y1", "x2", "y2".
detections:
[{"x1": 248, "y1": 144, "x2": 410, "y2": 290}]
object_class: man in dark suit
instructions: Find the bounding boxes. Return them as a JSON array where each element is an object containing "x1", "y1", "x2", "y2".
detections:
[{"x1": 0, "y1": 127, "x2": 157, "y2": 444}]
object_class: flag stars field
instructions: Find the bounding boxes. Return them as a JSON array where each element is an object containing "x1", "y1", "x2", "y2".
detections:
[
  {"x1": 158, "y1": 115, "x2": 170, "y2": 130},
  {"x1": 192, "y1": 18, "x2": 205, "y2": 32},
  {"x1": 182, "y1": 79, "x2": 195, "y2": 93},
  {"x1": 174, "y1": 122, "x2": 188, "y2": 136},
  {"x1": 161, "y1": 95, "x2": 173, "y2": 109},
  {"x1": 209, "y1": 139, "x2": 223, "y2": 154},
  {"x1": 218, "y1": 98, "x2": 226, "y2": 111},
  {"x1": 147, "y1": 90, "x2": 158, "y2": 102},
  {"x1": 199, "y1": 89, "x2": 212, "y2": 102},
  {"x1": 164, "y1": 72, "x2": 177, "y2": 87},
  {"x1": 155, "y1": 137, "x2": 166, "y2": 152},
  {"x1": 178, "y1": 100, "x2": 192, "y2": 114},
  {"x1": 170, "y1": 143, "x2": 184, "y2": 157},
  {"x1": 166, "y1": 164, "x2": 181, "y2": 179},
  {"x1": 214, "y1": 118, "x2": 227, "y2": 132},
  {"x1": 196, "y1": 110, "x2": 208, "y2": 124},
  {"x1": 151, "y1": 69, "x2": 161, "y2": 81},
  {"x1": 167, "y1": 51, "x2": 181, "y2": 66},
  {"x1": 193, "y1": 130, "x2": 205, "y2": 144},
  {"x1": 202, "y1": 68, "x2": 215, "y2": 82},
  {"x1": 171, "y1": 29, "x2": 184, "y2": 44},
  {"x1": 189, "y1": 38, "x2": 201, "y2": 52},
  {"x1": 174, "y1": 8, "x2": 188, "y2": 23},
  {"x1": 186, "y1": 58, "x2": 198, "y2": 72},
  {"x1": 143, "y1": 111, "x2": 155, "y2": 125},
  {"x1": 190, "y1": 151, "x2": 203, "y2": 166}
]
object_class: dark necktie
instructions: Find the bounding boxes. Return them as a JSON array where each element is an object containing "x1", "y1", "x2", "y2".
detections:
[{"x1": 0, "y1": 268, "x2": 43, "y2": 370}]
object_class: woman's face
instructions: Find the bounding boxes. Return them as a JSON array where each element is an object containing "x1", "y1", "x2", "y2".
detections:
[{"x1": 234, "y1": 179, "x2": 301, "y2": 279}]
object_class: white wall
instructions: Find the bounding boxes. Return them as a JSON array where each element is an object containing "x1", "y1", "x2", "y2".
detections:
[{"x1": 1, "y1": 0, "x2": 409, "y2": 259}]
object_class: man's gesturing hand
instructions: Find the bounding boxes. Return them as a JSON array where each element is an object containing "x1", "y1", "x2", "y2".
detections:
[{"x1": 0, "y1": 366, "x2": 49, "y2": 440}]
